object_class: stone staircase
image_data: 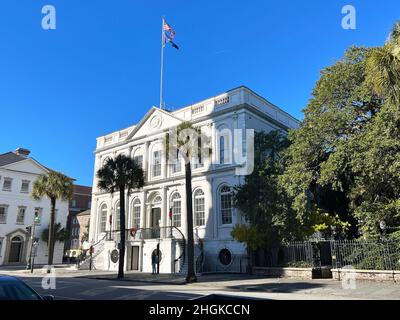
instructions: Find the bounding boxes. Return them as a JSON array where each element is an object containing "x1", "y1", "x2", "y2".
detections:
[{"x1": 78, "y1": 234, "x2": 106, "y2": 270}]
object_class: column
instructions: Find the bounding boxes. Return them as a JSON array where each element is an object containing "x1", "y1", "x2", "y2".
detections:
[
  {"x1": 140, "y1": 190, "x2": 147, "y2": 229},
  {"x1": 143, "y1": 141, "x2": 150, "y2": 181},
  {"x1": 89, "y1": 197, "x2": 98, "y2": 243},
  {"x1": 162, "y1": 186, "x2": 168, "y2": 238}
]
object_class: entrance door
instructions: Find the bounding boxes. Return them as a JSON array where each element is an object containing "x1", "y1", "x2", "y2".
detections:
[
  {"x1": 130, "y1": 246, "x2": 139, "y2": 270},
  {"x1": 151, "y1": 208, "x2": 161, "y2": 228},
  {"x1": 9, "y1": 236, "x2": 23, "y2": 263},
  {"x1": 151, "y1": 208, "x2": 161, "y2": 238}
]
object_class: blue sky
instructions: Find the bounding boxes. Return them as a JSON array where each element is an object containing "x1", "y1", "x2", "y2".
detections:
[{"x1": 0, "y1": 0, "x2": 399, "y2": 186}]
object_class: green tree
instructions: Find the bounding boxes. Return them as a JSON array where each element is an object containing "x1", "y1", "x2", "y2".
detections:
[
  {"x1": 32, "y1": 171, "x2": 74, "y2": 266},
  {"x1": 165, "y1": 121, "x2": 209, "y2": 283},
  {"x1": 97, "y1": 154, "x2": 144, "y2": 278},
  {"x1": 282, "y1": 21, "x2": 400, "y2": 239},
  {"x1": 280, "y1": 45, "x2": 381, "y2": 239},
  {"x1": 342, "y1": 22, "x2": 400, "y2": 238},
  {"x1": 232, "y1": 131, "x2": 304, "y2": 251}
]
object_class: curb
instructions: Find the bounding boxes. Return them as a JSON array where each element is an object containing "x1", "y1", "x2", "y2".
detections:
[{"x1": 78, "y1": 275, "x2": 187, "y2": 285}]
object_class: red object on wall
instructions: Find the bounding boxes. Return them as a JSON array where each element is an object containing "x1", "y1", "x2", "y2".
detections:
[{"x1": 168, "y1": 208, "x2": 173, "y2": 218}]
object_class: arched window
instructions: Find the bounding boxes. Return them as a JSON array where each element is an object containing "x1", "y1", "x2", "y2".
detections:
[
  {"x1": 171, "y1": 193, "x2": 181, "y2": 227},
  {"x1": 194, "y1": 189, "x2": 205, "y2": 226},
  {"x1": 132, "y1": 199, "x2": 141, "y2": 228},
  {"x1": 220, "y1": 186, "x2": 232, "y2": 225},
  {"x1": 219, "y1": 136, "x2": 225, "y2": 164},
  {"x1": 133, "y1": 148, "x2": 143, "y2": 169},
  {"x1": 153, "y1": 196, "x2": 162, "y2": 204},
  {"x1": 114, "y1": 202, "x2": 120, "y2": 230},
  {"x1": 100, "y1": 204, "x2": 107, "y2": 233}
]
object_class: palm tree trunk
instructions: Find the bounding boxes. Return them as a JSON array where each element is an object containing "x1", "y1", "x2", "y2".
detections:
[
  {"x1": 185, "y1": 161, "x2": 197, "y2": 283},
  {"x1": 48, "y1": 197, "x2": 56, "y2": 266},
  {"x1": 118, "y1": 187, "x2": 126, "y2": 278}
]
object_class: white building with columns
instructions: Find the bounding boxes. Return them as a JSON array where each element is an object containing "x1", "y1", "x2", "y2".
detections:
[{"x1": 87, "y1": 86, "x2": 299, "y2": 273}]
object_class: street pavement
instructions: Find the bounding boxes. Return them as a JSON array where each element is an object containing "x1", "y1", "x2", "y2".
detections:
[{"x1": 1, "y1": 266, "x2": 400, "y2": 300}]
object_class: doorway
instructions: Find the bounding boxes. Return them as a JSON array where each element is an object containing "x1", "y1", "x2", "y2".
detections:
[
  {"x1": 9, "y1": 236, "x2": 23, "y2": 263},
  {"x1": 151, "y1": 208, "x2": 161, "y2": 238},
  {"x1": 130, "y1": 246, "x2": 139, "y2": 270}
]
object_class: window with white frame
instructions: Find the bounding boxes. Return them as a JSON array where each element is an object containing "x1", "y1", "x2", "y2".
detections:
[
  {"x1": 100, "y1": 204, "x2": 107, "y2": 232},
  {"x1": 152, "y1": 150, "x2": 162, "y2": 177},
  {"x1": 219, "y1": 136, "x2": 226, "y2": 164},
  {"x1": 16, "y1": 206, "x2": 26, "y2": 224},
  {"x1": 132, "y1": 199, "x2": 141, "y2": 228},
  {"x1": 220, "y1": 186, "x2": 233, "y2": 225},
  {"x1": 193, "y1": 135, "x2": 204, "y2": 169},
  {"x1": 21, "y1": 180, "x2": 30, "y2": 193},
  {"x1": 134, "y1": 155, "x2": 143, "y2": 169},
  {"x1": 0, "y1": 205, "x2": 8, "y2": 223},
  {"x1": 171, "y1": 149, "x2": 181, "y2": 173},
  {"x1": 2, "y1": 178, "x2": 12, "y2": 191},
  {"x1": 114, "y1": 202, "x2": 120, "y2": 230},
  {"x1": 171, "y1": 193, "x2": 181, "y2": 227},
  {"x1": 194, "y1": 189, "x2": 205, "y2": 227}
]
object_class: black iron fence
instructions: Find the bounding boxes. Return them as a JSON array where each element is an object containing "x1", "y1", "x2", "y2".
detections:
[
  {"x1": 331, "y1": 239, "x2": 400, "y2": 270},
  {"x1": 259, "y1": 239, "x2": 400, "y2": 271}
]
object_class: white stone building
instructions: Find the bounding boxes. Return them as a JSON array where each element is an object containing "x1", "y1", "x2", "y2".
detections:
[
  {"x1": 87, "y1": 86, "x2": 299, "y2": 273},
  {"x1": 0, "y1": 149, "x2": 69, "y2": 266}
]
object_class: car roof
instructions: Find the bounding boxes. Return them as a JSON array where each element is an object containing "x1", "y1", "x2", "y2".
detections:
[{"x1": 0, "y1": 275, "x2": 22, "y2": 282}]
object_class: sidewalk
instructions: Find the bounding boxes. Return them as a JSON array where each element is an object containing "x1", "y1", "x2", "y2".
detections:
[
  {"x1": 0, "y1": 265, "x2": 187, "y2": 285},
  {"x1": 2, "y1": 265, "x2": 400, "y2": 299}
]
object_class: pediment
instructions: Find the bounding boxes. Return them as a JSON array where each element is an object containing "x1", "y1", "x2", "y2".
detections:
[
  {"x1": 2, "y1": 158, "x2": 48, "y2": 175},
  {"x1": 126, "y1": 107, "x2": 183, "y2": 140},
  {"x1": 6, "y1": 228, "x2": 29, "y2": 238}
]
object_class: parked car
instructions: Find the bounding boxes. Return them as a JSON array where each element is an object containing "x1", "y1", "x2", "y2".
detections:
[{"x1": 0, "y1": 275, "x2": 54, "y2": 300}]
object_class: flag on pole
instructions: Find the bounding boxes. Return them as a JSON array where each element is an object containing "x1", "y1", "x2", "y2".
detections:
[{"x1": 163, "y1": 20, "x2": 179, "y2": 50}]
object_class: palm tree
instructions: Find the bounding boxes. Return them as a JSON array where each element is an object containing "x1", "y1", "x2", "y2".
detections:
[
  {"x1": 32, "y1": 170, "x2": 74, "y2": 266},
  {"x1": 165, "y1": 122, "x2": 209, "y2": 283},
  {"x1": 97, "y1": 154, "x2": 144, "y2": 278},
  {"x1": 366, "y1": 21, "x2": 400, "y2": 105}
]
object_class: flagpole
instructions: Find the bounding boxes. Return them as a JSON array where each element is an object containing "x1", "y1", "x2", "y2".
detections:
[{"x1": 159, "y1": 17, "x2": 165, "y2": 109}]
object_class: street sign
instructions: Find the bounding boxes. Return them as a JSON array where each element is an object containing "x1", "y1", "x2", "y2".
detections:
[{"x1": 34, "y1": 210, "x2": 41, "y2": 223}]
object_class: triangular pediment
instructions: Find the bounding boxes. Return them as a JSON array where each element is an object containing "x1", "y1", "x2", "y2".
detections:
[
  {"x1": 126, "y1": 107, "x2": 183, "y2": 140},
  {"x1": 2, "y1": 158, "x2": 49, "y2": 175}
]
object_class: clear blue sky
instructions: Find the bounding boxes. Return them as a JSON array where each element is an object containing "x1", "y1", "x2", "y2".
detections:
[{"x1": 1, "y1": 0, "x2": 399, "y2": 186}]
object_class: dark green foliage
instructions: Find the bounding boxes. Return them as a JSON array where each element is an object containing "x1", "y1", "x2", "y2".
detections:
[
  {"x1": 232, "y1": 131, "x2": 305, "y2": 250},
  {"x1": 97, "y1": 154, "x2": 145, "y2": 278}
]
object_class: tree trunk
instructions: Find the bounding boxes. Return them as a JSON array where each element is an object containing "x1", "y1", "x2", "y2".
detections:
[
  {"x1": 185, "y1": 161, "x2": 197, "y2": 283},
  {"x1": 48, "y1": 197, "x2": 56, "y2": 266},
  {"x1": 118, "y1": 187, "x2": 126, "y2": 278}
]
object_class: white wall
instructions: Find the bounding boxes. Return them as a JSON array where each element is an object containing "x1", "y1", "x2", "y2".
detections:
[{"x1": 0, "y1": 160, "x2": 69, "y2": 266}]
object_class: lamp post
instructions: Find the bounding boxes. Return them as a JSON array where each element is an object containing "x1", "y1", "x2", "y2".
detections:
[
  {"x1": 27, "y1": 208, "x2": 41, "y2": 273},
  {"x1": 169, "y1": 207, "x2": 173, "y2": 238},
  {"x1": 156, "y1": 238, "x2": 161, "y2": 275}
]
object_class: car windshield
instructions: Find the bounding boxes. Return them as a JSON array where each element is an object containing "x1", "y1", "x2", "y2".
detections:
[{"x1": 0, "y1": 280, "x2": 41, "y2": 300}]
